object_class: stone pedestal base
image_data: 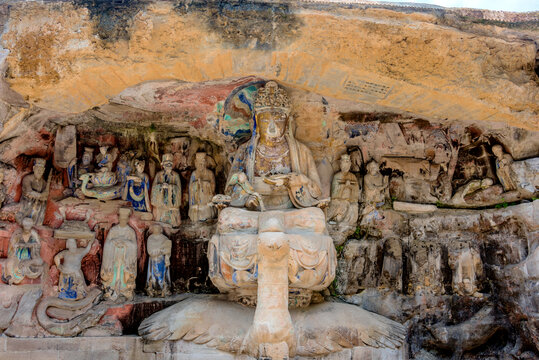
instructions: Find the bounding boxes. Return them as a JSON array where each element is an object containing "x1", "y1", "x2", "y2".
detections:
[{"x1": 0, "y1": 336, "x2": 407, "y2": 360}]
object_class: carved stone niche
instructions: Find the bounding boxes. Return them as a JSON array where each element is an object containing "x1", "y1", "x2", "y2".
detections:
[
  {"x1": 335, "y1": 238, "x2": 383, "y2": 295},
  {"x1": 407, "y1": 241, "x2": 444, "y2": 295}
]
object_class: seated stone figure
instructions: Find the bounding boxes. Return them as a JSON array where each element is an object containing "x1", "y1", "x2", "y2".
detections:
[
  {"x1": 2, "y1": 217, "x2": 43, "y2": 284},
  {"x1": 208, "y1": 81, "x2": 336, "y2": 356},
  {"x1": 140, "y1": 82, "x2": 406, "y2": 360},
  {"x1": 19, "y1": 158, "x2": 49, "y2": 225},
  {"x1": 327, "y1": 154, "x2": 360, "y2": 228}
]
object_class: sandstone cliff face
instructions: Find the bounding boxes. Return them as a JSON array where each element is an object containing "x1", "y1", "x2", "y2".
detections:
[
  {"x1": 0, "y1": 1, "x2": 537, "y2": 130},
  {"x1": 0, "y1": 1, "x2": 537, "y2": 360}
]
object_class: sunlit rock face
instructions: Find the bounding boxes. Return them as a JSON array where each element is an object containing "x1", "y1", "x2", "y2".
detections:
[{"x1": 0, "y1": 1, "x2": 537, "y2": 359}]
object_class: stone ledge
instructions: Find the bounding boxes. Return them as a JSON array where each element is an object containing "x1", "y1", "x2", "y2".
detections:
[{"x1": 0, "y1": 336, "x2": 407, "y2": 360}]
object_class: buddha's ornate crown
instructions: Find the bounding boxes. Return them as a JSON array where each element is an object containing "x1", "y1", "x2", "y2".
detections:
[{"x1": 253, "y1": 81, "x2": 291, "y2": 114}]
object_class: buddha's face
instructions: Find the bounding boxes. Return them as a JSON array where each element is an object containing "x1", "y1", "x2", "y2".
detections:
[
  {"x1": 195, "y1": 156, "x2": 206, "y2": 170},
  {"x1": 99, "y1": 146, "x2": 108, "y2": 156},
  {"x1": 340, "y1": 158, "x2": 351, "y2": 173},
  {"x1": 256, "y1": 110, "x2": 288, "y2": 142}
]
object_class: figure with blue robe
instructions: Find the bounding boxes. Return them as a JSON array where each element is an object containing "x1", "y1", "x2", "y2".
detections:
[
  {"x1": 54, "y1": 238, "x2": 94, "y2": 300},
  {"x1": 145, "y1": 224, "x2": 172, "y2": 297},
  {"x1": 2, "y1": 217, "x2": 43, "y2": 284},
  {"x1": 122, "y1": 159, "x2": 151, "y2": 213}
]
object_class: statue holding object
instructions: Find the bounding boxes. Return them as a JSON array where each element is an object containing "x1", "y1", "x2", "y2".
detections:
[
  {"x1": 151, "y1": 153, "x2": 181, "y2": 227},
  {"x1": 55, "y1": 238, "x2": 95, "y2": 300}
]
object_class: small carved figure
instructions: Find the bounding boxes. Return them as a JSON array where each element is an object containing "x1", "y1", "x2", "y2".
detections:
[
  {"x1": 145, "y1": 225, "x2": 172, "y2": 297},
  {"x1": 19, "y1": 158, "x2": 50, "y2": 225},
  {"x1": 54, "y1": 238, "x2": 95, "y2": 300},
  {"x1": 188, "y1": 153, "x2": 216, "y2": 222},
  {"x1": 448, "y1": 242, "x2": 483, "y2": 297},
  {"x1": 68, "y1": 147, "x2": 94, "y2": 190},
  {"x1": 89, "y1": 145, "x2": 118, "y2": 187},
  {"x1": 96, "y1": 145, "x2": 117, "y2": 173},
  {"x1": 115, "y1": 152, "x2": 134, "y2": 186},
  {"x1": 363, "y1": 160, "x2": 388, "y2": 207},
  {"x1": 151, "y1": 153, "x2": 182, "y2": 227},
  {"x1": 0, "y1": 169, "x2": 5, "y2": 208},
  {"x1": 327, "y1": 154, "x2": 360, "y2": 227},
  {"x1": 100, "y1": 208, "x2": 137, "y2": 302},
  {"x1": 122, "y1": 159, "x2": 151, "y2": 212},
  {"x1": 2, "y1": 218, "x2": 43, "y2": 284},
  {"x1": 492, "y1": 145, "x2": 517, "y2": 192},
  {"x1": 379, "y1": 238, "x2": 403, "y2": 291}
]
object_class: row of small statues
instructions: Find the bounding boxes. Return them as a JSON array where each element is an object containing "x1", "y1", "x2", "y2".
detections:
[
  {"x1": 8, "y1": 150, "x2": 216, "y2": 227},
  {"x1": 2, "y1": 209, "x2": 173, "y2": 302}
]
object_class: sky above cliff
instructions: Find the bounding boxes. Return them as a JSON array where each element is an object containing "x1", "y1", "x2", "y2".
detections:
[{"x1": 383, "y1": 0, "x2": 537, "y2": 12}]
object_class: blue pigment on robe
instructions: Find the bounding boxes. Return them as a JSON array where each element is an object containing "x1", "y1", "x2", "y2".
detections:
[{"x1": 58, "y1": 276, "x2": 77, "y2": 300}]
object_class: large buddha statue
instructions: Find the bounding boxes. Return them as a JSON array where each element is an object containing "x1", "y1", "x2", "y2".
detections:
[{"x1": 139, "y1": 82, "x2": 405, "y2": 359}]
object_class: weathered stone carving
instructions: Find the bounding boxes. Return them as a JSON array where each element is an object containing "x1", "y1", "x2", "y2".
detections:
[
  {"x1": 492, "y1": 144, "x2": 517, "y2": 192},
  {"x1": 54, "y1": 238, "x2": 95, "y2": 300},
  {"x1": 335, "y1": 239, "x2": 382, "y2": 295},
  {"x1": 2, "y1": 217, "x2": 43, "y2": 284},
  {"x1": 68, "y1": 147, "x2": 94, "y2": 192},
  {"x1": 363, "y1": 160, "x2": 388, "y2": 207},
  {"x1": 122, "y1": 158, "x2": 151, "y2": 213},
  {"x1": 145, "y1": 224, "x2": 172, "y2": 297},
  {"x1": 448, "y1": 241, "x2": 483, "y2": 297},
  {"x1": 151, "y1": 153, "x2": 181, "y2": 227},
  {"x1": 18, "y1": 158, "x2": 49, "y2": 225},
  {"x1": 327, "y1": 154, "x2": 360, "y2": 228},
  {"x1": 188, "y1": 152, "x2": 216, "y2": 222},
  {"x1": 100, "y1": 208, "x2": 137, "y2": 302},
  {"x1": 408, "y1": 241, "x2": 444, "y2": 295},
  {"x1": 379, "y1": 238, "x2": 403, "y2": 291}
]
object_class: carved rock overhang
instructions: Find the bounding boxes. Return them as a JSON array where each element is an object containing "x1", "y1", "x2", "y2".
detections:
[{"x1": 0, "y1": 0, "x2": 537, "y2": 165}]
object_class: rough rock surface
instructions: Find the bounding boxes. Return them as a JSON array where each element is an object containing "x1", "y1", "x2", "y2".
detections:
[{"x1": 0, "y1": 1, "x2": 537, "y2": 360}]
